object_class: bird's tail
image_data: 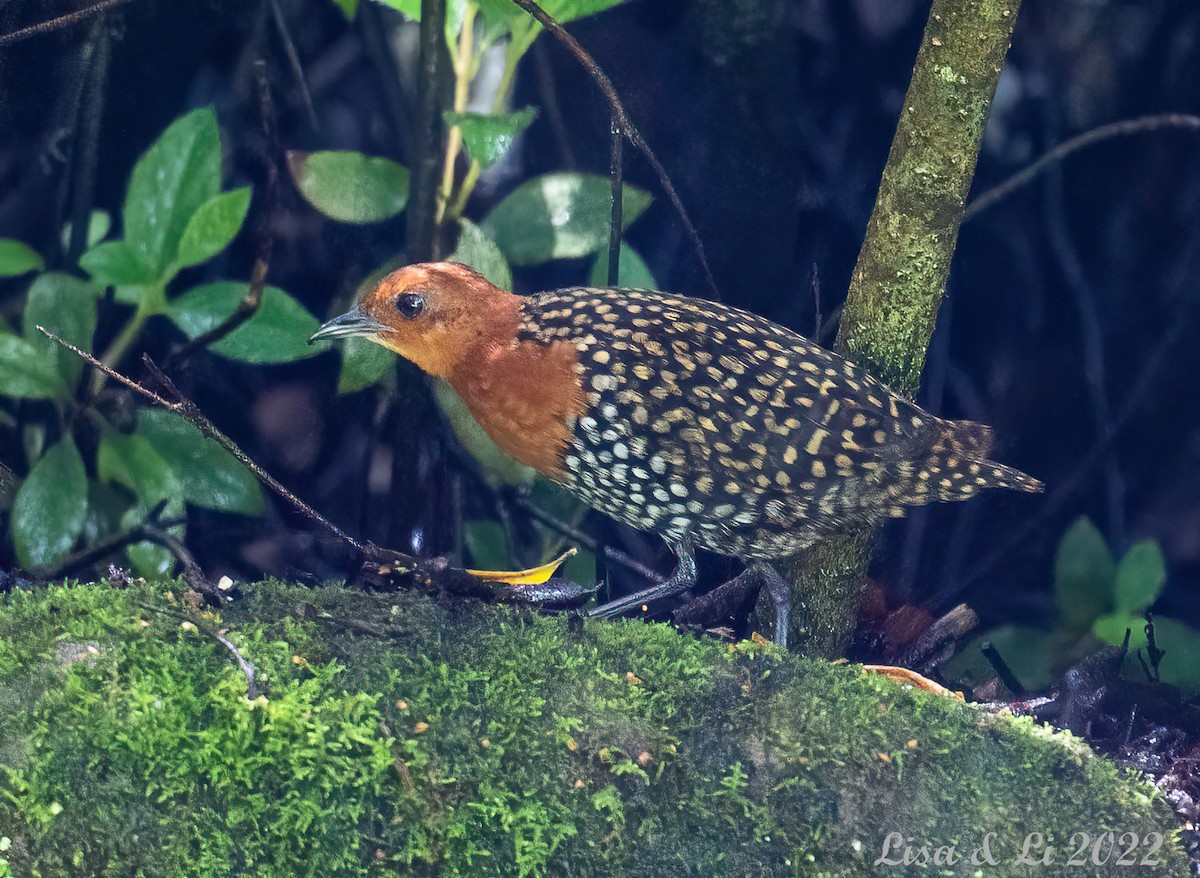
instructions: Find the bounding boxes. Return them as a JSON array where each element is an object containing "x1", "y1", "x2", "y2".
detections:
[{"x1": 929, "y1": 419, "x2": 1044, "y2": 501}]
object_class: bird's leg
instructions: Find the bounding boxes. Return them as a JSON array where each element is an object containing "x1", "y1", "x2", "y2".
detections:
[
  {"x1": 588, "y1": 536, "x2": 697, "y2": 619},
  {"x1": 751, "y1": 562, "x2": 791, "y2": 649}
]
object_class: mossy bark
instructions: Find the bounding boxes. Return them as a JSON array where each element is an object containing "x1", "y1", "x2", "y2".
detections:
[
  {"x1": 0, "y1": 581, "x2": 1186, "y2": 877},
  {"x1": 761, "y1": 0, "x2": 1023, "y2": 655}
]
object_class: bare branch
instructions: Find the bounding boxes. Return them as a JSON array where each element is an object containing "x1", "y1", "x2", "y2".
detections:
[
  {"x1": 965, "y1": 113, "x2": 1200, "y2": 222},
  {"x1": 136, "y1": 601, "x2": 261, "y2": 698},
  {"x1": 0, "y1": 0, "x2": 133, "y2": 47},
  {"x1": 508, "y1": 0, "x2": 719, "y2": 300}
]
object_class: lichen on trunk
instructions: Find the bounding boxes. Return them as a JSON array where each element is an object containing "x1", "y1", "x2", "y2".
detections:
[{"x1": 765, "y1": 0, "x2": 1024, "y2": 655}]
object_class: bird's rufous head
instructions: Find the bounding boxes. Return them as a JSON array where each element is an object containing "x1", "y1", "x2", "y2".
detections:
[{"x1": 310, "y1": 262, "x2": 521, "y2": 378}]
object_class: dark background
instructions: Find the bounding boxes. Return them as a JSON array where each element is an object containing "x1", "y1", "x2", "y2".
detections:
[{"x1": 2, "y1": 0, "x2": 1199, "y2": 640}]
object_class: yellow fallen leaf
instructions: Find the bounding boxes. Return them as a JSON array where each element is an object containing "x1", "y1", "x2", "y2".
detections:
[{"x1": 467, "y1": 547, "x2": 577, "y2": 586}]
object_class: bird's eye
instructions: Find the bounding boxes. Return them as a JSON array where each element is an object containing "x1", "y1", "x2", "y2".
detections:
[{"x1": 395, "y1": 292, "x2": 426, "y2": 319}]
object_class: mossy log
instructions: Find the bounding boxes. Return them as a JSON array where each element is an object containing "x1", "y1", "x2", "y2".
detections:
[{"x1": 0, "y1": 581, "x2": 1186, "y2": 877}]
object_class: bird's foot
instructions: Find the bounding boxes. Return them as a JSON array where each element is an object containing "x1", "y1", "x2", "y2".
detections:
[{"x1": 588, "y1": 537, "x2": 696, "y2": 619}]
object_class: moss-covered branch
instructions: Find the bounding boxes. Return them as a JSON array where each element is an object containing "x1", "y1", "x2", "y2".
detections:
[
  {"x1": 762, "y1": 0, "x2": 1023, "y2": 655},
  {"x1": 0, "y1": 581, "x2": 1186, "y2": 876},
  {"x1": 838, "y1": 0, "x2": 1021, "y2": 390}
]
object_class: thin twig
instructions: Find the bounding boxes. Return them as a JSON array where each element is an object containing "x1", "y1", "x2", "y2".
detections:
[
  {"x1": 963, "y1": 301, "x2": 1190, "y2": 586},
  {"x1": 511, "y1": 494, "x2": 660, "y2": 582},
  {"x1": 607, "y1": 114, "x2": 623, "y2": 287},
  {"x1": 980, "y1": 640, "x2": 1026, "y2": 697},
  {"x1": 509, "y1": 0, "x2": 719, "y2": 300},
  {"x1": 135, "y1": 601, "x2": 261, "y2": 698},
  {"x1": 267, "y1": 0, "x2": 319, "y2": 132},
  {"x1": 0, "y1": 0, "x2": 132, "y2": 47},
  {"x1": 965, "y1": 113, "x2": 1200, "y2": 222},
  {"x1": 47, "y1": 510, "x2": 187, "y2": 579},
  {"x1": 37, "y1": 326, "x2": 378, "y2": 560}
]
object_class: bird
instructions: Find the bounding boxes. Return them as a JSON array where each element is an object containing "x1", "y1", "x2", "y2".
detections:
[{"x1": 310, "y1": 261, "x2": 1042, "y2": 645}]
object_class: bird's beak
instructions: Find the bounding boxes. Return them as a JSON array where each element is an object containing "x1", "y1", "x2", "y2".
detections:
[{"x1": 309, "y1": 307, "x2": 387, "y2": 344}]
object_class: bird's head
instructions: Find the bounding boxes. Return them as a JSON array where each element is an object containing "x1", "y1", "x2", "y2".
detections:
[{"x1": 310, "y1": 261, "x2": 520, "y2": 378}]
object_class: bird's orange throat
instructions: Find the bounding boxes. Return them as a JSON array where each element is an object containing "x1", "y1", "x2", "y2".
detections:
[{"x1": 448, "y1": 338, "x2": 585, "y2": 479}]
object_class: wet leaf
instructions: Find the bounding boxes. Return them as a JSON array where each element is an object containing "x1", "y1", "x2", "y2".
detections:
[
  {"x1": 464, "y1": 519, "x2": 510, "y2": 571},
  {"x1": 481, "y1": 173, "x2": 651, "y2": 265},
  {"x1": 1092, "y1": 613, "x2": 1146, "y2": 650},
  {"x1": 337, "y1": 337, "x2": 395, "y2": 394},
  {"x1": 0, "y1": 334, "x2": 68, "y2": 399},
  {"x1": 288, "y1": 150, "x2": 409, "y2": 223},
  {"x1": 79, "y1": 240, "x2": 156, "y2": 287},
  {"x1": 97, "y1": 432, "x2": 180, "y2": 505},
  {"x1": 942, "y1": 626, "x2": 1071, "y2": 694},
  {"x1": 541, "y1": 0, "x2": 631, "y2": 23},
  {"x1": 176, "y1": 187, "x2": 251, "y2": 269},
  {"x1": 1053, "y1": 517, "x2": 1115, "y2": 631},
  {"x1": 24, "y1": 272, "x2": 99, "y2": 390},
  {"x1": 332, "y1": 0, "x2": 358, "y2": 17},
  {"x1": 11, "y1": 437, "x2": 87, "y2": 570},
  {"x1": 121, "y1": 500, "x2": 186, "y2": 578},
  {"x1": 167, "y1": 282, "x2": 320, "y2": 363},
  {"x1": 588, "y1": 241, "x2": 657, "y2": 290},
  {"x1": 450, "y1": 219, "x2": 512, "y2": 289},
  {"x1": 0, "y1": 239, "x2": 43, "y2": 276},
  {"x1": 431, "y1": 378, "x2": 536, "y2": 485},
  {"x1": 445, "y1": 107, "x2": 537, "y2": 169},
  {"x1": 1149, "y1": 616, "x2": 1200, "y2": 694},
  {"x1": 137, "y1": 408, "x2": 263, "y2": 515},
  {"x1": 124, "y1": 107, "x2": 222, "y2": 277},
  {"x1": 1113, "y1": 540, "x2": 1166, "y2": 614}
]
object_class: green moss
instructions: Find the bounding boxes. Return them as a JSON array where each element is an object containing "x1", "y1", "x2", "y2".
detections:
[{"x1": 0, "y1": 581, "x2": 1187, "y2": 876}]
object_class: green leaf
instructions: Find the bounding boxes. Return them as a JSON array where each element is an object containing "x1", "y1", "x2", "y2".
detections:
[
  {"x1": 79, "y1": 240, "x2": 157, "y2": 286},
  {"x1": 0, "y1": 335, "x2": 68, "y2": 399},
  {"x1": 60, "y1": 209, "x2": 111, "y2": 253},
  {"x1": 287, "y1": 150, "x2": 410, "y2": 223},
  {"x1": 561, "y1": 547, "x2": 597, "y2": 587},
  {"x1": 124, "y1": 107, "x2": 222, "y2": 277},
  {"x1": 1093, "y1": 613, "x2": 1146, "y2": 650},
  {"x1": 11, "y1": 437, "x2": 87, "y2": 570},
  {"x1": 137, "y1": 408, "x2": 263, "y2": 515},
  {"x1": 24, "y1": 272, "x2": 99, "y2": 391},
  {"x1": 175, "y1": 187, "x2": 251, "y2": 269},
  {"x1": 167, "y1": 282, "x2": 320, "y2": 363},
  {"x1": 1149, "y1": 617, "x2": 1200, "y2": 694},
  {"x1": 121, "y1": 500, "x2": 186, "y2": 578},
  {"x1": 431, "y1": 379, "x2": 535, "y2": 485},
  {"x1": 481, "y1": 173, "x2": 651, "y2": 265},
  {"x1": 97, "y1": 431, "x2": 180, "y2": 505},
  {"x1": 942, "y1": 626, "x2": 1071, "y2": 694},
  {"x1": 332, "y1": 0, "x2": 358, "y2": 17},
  {"x1": 1053, "y1": 517, "x2": 1115, "y2": 631},
  {"x1": 337, "y1": 336, "x2": 395, "y2": 394},
  {"x1": 464, "y1": 519, "x2": 510, "y2": 571},
  {"x1": 0, "y1": 239, "x2": 44, "y2": 276},
  {"x1": 1113, "y1": 540, "x2": 1166, "y2": 614},
  {"x1": 374, "y1": 0, "x2": 419, "y2": 19},
  {"x1": 588, "y1": 241, "x2": 656, "y2": 290},
  {"x1": 445, "y1": 108, "x2": 537, "y2": 169},
  {"x1": 450, "y1": 219, "x2": 512, "y2": 290},
  {"x1": 541, "y1": 0, "x2": 630, "y2": 24}
]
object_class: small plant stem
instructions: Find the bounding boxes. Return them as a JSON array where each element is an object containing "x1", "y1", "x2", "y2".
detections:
[
  {"x1": 91, "y1": 288, "x2": 161, "y2": 395},
  {"x1": 438, "y1": 4, "x2": 477, "y2": 224},
  {"x1": 446, "y1": 35, "x2": 525, "y2": 221}
]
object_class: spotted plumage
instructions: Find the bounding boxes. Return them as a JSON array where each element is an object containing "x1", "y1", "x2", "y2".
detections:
[
  {"x1": 514, "y1": 285, "x2": 1039, "y2": 560},
  {"x1": 311, "y1": 262, "x2": 1042, "y2": 644}
]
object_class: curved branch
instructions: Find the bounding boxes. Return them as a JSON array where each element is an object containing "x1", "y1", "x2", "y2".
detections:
[{"x1": 508, "y1": 0, "x2": 720, "y2": 300}]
